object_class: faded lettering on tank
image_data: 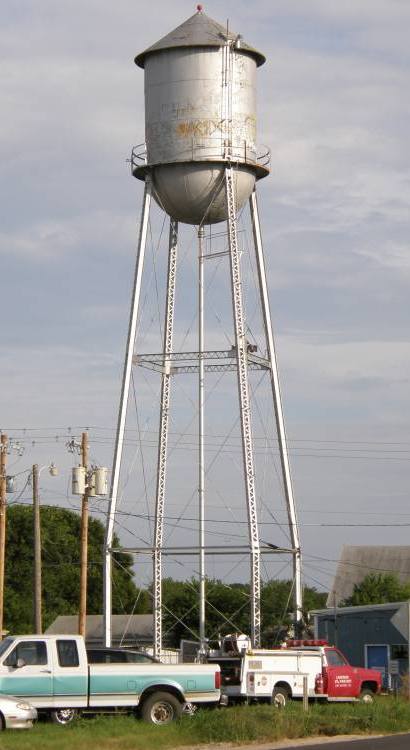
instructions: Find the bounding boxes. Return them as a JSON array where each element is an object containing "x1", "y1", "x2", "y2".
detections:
[{"x1": 176, "y1": 120, "x2": 224, "y2": 138}]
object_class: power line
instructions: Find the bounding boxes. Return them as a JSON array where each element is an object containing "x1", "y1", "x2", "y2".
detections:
[
  {"x1": 5, "y1": 426, "x2": 410, "y2": 449},
  {"x1": 10, "y1": 498, "x2": 410, "y2": 531},
  {"x1": 6, "y1": 436, "x2": 410, "y2": 462}
]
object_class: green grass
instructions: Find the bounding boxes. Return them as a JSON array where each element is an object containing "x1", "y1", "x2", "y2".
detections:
[{"x1": 1, "y1": 698, "x2": 410, "y2": 750}]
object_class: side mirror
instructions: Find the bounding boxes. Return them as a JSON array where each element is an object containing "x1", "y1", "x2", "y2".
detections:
[{"x1": 16, "y1": 658, "x2": 26, "y2": 669}]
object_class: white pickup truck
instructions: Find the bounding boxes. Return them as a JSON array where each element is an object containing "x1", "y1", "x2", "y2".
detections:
[{"x1": 0, "y1": 634, "x2": 221, "y2": 725}]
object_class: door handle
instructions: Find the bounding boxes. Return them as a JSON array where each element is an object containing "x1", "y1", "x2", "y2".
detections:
[{"x1": 40, "y1": 669, "x2": 52, "y2": 674}]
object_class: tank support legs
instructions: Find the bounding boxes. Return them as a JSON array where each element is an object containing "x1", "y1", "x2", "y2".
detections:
[
  {"x1": 249, "y1": 189, "x2": 303, "y2": 629},
  {"x1": 198, "y1": 226, "x2": 206, "y2": 654},
  {"x1": 226, "y1": 167, "x2": 261, "y2": 648},
  {"x1": 103, "y1": 176, "x2": 302, "y2": 651},
  {"x1": 153, "y1": 219, "x2": 179, "y2": 660},
  {"x1": 103, "y1": 178, "x2": 152, "y2": 647}
]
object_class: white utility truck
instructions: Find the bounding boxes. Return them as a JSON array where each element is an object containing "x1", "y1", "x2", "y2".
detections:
[
  {"x1": 207, "y1": 635, "x2": 381, "y2": 706},
  {"x1": 0, "y1": 634, "x2": 221, "y2": 725}
]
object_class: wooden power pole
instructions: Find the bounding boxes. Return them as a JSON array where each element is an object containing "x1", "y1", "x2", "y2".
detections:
[
  {"x1": 0, "y1": 434, "x2": 7, "y2": 639},
  {"x1": 32, "y1": 464, "x2": 42, "y2": 633},
  {"x1": 78, "y1": 432, "x2": 89, "y2": 637}
]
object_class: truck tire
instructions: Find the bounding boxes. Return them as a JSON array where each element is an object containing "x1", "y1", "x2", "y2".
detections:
[
  {"x1": 141, "y1": 692, "x2": 182, "y2": 725},
  {"x1": 359, "y1": 689, "x2": 375, "y2": 704},
  {"x1": 272, "y1": 686, "x2": 289, "y2": 708},
  {"x1": 49, "y1": 708, "x2": 78, "y2": 725}
]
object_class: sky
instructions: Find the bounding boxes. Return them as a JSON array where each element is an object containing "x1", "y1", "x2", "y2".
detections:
[{"x1": 1, "y1": 0, "x2": 410, "y2": 617}]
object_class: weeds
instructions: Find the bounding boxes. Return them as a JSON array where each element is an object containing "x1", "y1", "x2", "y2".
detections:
[{"x1": 0, "y1": 697, "x2": 409, "y2": 750}]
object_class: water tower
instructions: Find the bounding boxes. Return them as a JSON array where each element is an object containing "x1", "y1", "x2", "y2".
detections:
[{"x1": 104, "y1": 7, "x2": 302, "y2": 655}]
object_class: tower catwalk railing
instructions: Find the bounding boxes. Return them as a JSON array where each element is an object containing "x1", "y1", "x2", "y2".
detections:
[{"x1": 131, "y1": 141, "x2": 271, "y2": 172}]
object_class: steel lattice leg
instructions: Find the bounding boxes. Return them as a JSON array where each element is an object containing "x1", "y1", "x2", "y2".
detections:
[
  {"x1": 249, "y1": 189, "x2": 303, "y2": 627},
  {"x1": 103, "y1": 178, "x2": 152, "y2": 647},
  {"x1": 153, "y1": 218, "x2": 178, "y2": 659},
  {"x1": 198, "y1": 227, "x2": 206, "y2": 653},
  {"x1": 225, "y1": 167, "x2": 261, "y2": 647}
]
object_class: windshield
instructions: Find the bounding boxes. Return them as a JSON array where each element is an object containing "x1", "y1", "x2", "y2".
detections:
[
  {"x1": 0, "y1": 637, "x2": 15, "y2": 660},
  {"x1": 325, "y1": 648, "x2": 348, "y2": 666}
]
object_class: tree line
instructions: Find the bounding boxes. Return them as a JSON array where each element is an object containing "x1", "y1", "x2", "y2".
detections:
[
  {"x1": 5, "y1": 505, "x2": 327, "y2": 644},
  {"x1": 7, "y1": 505, "x2": 407, "y2": 647}
]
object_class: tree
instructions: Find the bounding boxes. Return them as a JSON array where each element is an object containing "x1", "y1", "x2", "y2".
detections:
[
  {"x1": 161, "y1": 578, "x2": 250, "y2": 647},
  {"x1": 261, "y1": 579, "x2": 327, "y2": 645},
  {"x1": 341, "y1": 573, "x2": 410, "y2": 607},
  {"x1": 4, "y1": 505, "x2": 150, "y2": 633},
  {"x1": 160, "y1": 577, "x2": 327, "y2": 648}
]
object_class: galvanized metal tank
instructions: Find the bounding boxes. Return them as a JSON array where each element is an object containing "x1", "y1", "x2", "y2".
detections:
[{"x1": 133, "y1": 8, "x2": 269, "y2": 225}]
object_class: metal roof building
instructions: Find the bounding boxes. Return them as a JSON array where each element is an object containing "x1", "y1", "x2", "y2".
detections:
[
  {"x1": 327, "y1": 545, "x2": 410, "y2": 607},
  {"x1": 46, "y1": 615, "x2": 153, "y2": 647}
]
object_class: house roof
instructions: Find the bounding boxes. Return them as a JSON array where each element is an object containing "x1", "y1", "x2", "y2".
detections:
[
  {"x1": 327, "y1": 545, "x2": 410, "y2": 606},
  {"x1": 312, "y1": 601, "x2": 409, "y2": 617},
  {"x1": 135, "y1": 9, "x2": 265, "y2": 68},
  {"x1": 46, "y1": 615, "x2": 153, "y2": 642}
]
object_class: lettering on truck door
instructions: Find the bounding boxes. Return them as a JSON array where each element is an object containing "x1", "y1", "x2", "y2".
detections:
[
  {"x1": 0, "y1": 639, "x2": 53, "y2": 705},
  {"x1": 325, "y1": 647, "x2": 355, "y2": 698}
]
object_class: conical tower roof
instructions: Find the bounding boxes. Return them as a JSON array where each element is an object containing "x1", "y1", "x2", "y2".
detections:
[{"x1": 135, "y1": 8, "x2": 265, "y2": 68}]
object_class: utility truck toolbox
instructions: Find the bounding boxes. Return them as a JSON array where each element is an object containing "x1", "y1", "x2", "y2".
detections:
[{"x1": 0, "y1": 635, "x2": 221, "y2": 725}]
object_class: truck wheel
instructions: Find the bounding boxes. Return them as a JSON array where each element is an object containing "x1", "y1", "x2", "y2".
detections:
[
  {"x1": 141, "y1": 692, "x2": 182, "y2": 725},
  {"x1": 50, "y1": 708, "x2": 78, "y2": 725},
  {"x1": 359, "y1": 689, "x2": 375, "y2": 704},
  {"x1": 272, "y1": 687, "x2": 288, "y2": 708}
]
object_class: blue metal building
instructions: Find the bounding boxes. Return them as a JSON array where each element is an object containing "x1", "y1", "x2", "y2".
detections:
[{"x1": 311, "y1": 602, "x2": 410, "y2": 689}]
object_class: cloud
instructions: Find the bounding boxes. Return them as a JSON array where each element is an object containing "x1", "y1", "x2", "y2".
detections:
[
  {"x1": 0, "y1": 209, "x2": 136, "y2": 262},
  {"x1": 1, "y1": 0, "x2": 410, "y2": 590}
]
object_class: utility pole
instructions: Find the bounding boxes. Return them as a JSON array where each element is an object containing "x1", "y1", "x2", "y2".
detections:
[
  {"x1": 32, "y1": 464, "x2": 42, "y2": 633},
  {"x1": 0, "y1": 434, "x2": 7, "y2": 639},
  {"x1": 78, "y1": 432, "x2": 89, "y2": 637},
  {"x1": 32, "y1": 463, "x2": 58, "y2": 633}
]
